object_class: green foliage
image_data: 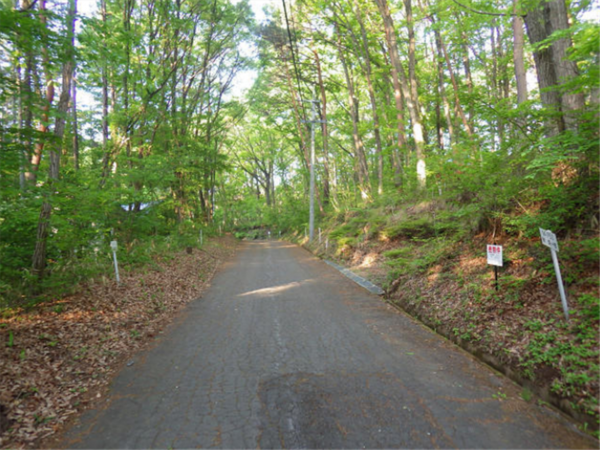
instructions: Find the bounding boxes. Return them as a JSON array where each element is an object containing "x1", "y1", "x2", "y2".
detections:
[
  {"x1": 382, "y1": 218, "x2": 435, "y2": 240},
  {"x1": 382, "y1": 248, "x2": 412, "y2": 259},
  {"x1": 575, "y1": 294, "x2": 599, "y2": 322}
]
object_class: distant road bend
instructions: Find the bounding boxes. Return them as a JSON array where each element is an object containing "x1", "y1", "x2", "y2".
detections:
[{"x1": 59, "y1": 240, "x2": 596, "y2": 449}]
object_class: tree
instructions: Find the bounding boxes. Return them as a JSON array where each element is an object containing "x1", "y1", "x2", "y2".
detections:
[
  {"x1": 524, "y1": 0, "x2": 585, "y2": 134},
  {"x1": 31, "y1": 0, "x2": 76, "y2": 279}
]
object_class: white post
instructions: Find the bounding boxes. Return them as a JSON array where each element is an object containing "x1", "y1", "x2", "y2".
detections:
[
  {"x1": 551, "y1": 249, "x2": 569, "y2": 321},
  {"x1": 319, "y1": 227, "x2": 321, "y2": 244},
  {"x1": 110, "y1": 240, "x2": 120, "y2": 284},
  {"x1": 199, "y1": 229, "x2": 203, "y2": 246},
  {"x1": 309, "y1": 100, "x2": 316, "y2": 243},
  {"x1": 539, "y1": 228, "x2": 569, "y2": 321}
]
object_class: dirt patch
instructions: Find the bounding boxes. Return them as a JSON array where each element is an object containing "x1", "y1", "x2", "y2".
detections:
[{"x1": 0, "y1": 236, "x2": 238, "y2": 449}]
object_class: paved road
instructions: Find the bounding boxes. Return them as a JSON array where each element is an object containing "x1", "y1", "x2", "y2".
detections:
[{"x1": 59, "y1": 241, "x2": 595, "y2": 449}]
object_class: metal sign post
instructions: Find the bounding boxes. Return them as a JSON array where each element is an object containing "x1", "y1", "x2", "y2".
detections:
[
  {"x1": 539, "y1": 228, "x2": 569, "y2": 320},
  {"x1": 486, "y1": 244, "x2": 503, "y2": 291},
  {"x1": 110, "y1": 240, "x2": 120, "y2": 284}
]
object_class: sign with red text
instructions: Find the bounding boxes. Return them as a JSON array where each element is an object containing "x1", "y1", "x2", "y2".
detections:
[{"x1": 486, "y1": 244, "x2": 503, "y2": 267}]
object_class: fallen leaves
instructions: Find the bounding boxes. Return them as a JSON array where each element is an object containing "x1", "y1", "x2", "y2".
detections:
[
  {"x1": 335, "y1": 235, "x2": 599, "y2": 430},
  {"x1": 0, "y1": 236, "x2": 237, "y2": 449}
]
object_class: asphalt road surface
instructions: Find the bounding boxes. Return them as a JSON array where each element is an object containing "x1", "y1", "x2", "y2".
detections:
[{"x1": 59, "y1": 241, "x2": 596, "y2": 449}]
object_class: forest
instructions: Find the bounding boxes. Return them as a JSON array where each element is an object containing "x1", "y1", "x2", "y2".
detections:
[
  {"x1": 0, "y1": 0, "x2": 598, "y2": 444},
  {"x1": 0, "y1": 0, "x2": 597, "y2": 296}
]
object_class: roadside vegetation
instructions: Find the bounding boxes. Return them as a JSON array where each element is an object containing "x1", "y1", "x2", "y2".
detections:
[
  {"x1": 296, "y1": 193, "x2": 599, "y2": 433},
  {"x1": 0, "y1": 236, "x2": 237, "y2": 448}
]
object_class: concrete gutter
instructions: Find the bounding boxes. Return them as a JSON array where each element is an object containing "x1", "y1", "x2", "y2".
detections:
[{"x1": 324, "y1": 260, "x2": 385, "y2": 296}]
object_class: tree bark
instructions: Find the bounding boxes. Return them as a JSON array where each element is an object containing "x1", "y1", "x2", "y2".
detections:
[
  {"x1": 374, "y1": 0, "x2": 406, "y2": 184},
  {"x1": 524, "y1": 0, "x2": 585, "y2": 133},
  {"x1": 433, "y1": 29, "x2": 454, "y2": 148},
  {"x1": 403, "y1": 0, "x2": 427, "y2": 188},
  {"x1": 353, "y1": 2, "x2": 384, "y2": 195},
  {"x1": 32, "y1": 0, "x2": 76, "y2": 280},
  {"x1": 26, "y1": 0, "x2": 54, "y2": 184},
  {"x1": 512, "y1": 0, "x2": 528, "y2": 104},
  {"x1": 313, "y1": 48, "x2": 331, "y2": 203},
  {"x1": 337, "y1": 32, "x2": 370, "y2": 200},
  {"x1": 72, "y1": 69, "x2": 79, "y2": 169},
  {"x1": 437, "y1": 23, "x2": 472, "y2": 137}
]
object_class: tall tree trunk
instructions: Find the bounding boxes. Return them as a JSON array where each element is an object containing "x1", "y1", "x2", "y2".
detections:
[
  {"x1": 337, "y1": 34, "x2": 370, "y2": 200},
  {"x1": 313, "y1": 48, "x2": 331, "y2": 203},
  {"x1": 436, "y1": 22, "x2": 473, "y2": 138},
  {"x1": 123, "y1": 0, "x2": 132, "y2": 158},
  {"x1": 72, "y1": 69, "x2": 79, "y2": 170},
  {"x1": 354, "y1": 2, "x2": 384, "y2": 195},
  {"x1": 98, "y1": 0, "x2": 112, "y2": 187},
  {"x1": 26, "y1": 0, "x2": 54, "y2": 184},
  {"x1": 101, "y1": 0, "x2": 109, "y2": 146},
  {"x1": 379, "y1": 45, "x2": 405, "y2": 183},
  {"x1": 454, "y1": 14, "x2": 474, "y2": 121},
  {"x1": 490, "y1": 23, "x2": 501, "y2": 149},
  {"x1": 403, "y1": 0, "x2": 426, "y2": 188},
  {"x1": 513, "y1": 0, "x2": 528, "y2": 104},
  {"x1": 32, "y1": 0, "x2": 76, "y2": 280},
  {"x1": 433, "y1": 29, "x2": 454, "y2": 149},
  {"x1": 524, "y1": 0, "x2": 585, "y2": 134},
  {"x1": 15, "y1": 56, "x2": 26, "y2": 189},
  {"x1": 374, "y1": 0, "x2": 406, "y2": 184}
]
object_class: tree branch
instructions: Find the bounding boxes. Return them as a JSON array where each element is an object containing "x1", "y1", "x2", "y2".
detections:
[{"x1": 449, "y1": 0, "x2": 522, "y2": 18}]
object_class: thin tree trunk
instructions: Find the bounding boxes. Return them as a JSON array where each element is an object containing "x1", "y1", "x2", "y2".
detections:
[
  {"x1": 123, "y1": 0, "x2": 132, "y2": 158},
  {"x1": 354, "y1": 2, "x2": 384, "y2": 195},
  {"x1": 374, "y1": 0, "x2": 406, "y2": 184},
  {"x1": 15, "y1": 56, "x2": 26, "y2": 189},
  {"x1": 490, "y1": 23, "x2": 500, "y2": 149},
  {"x1": 32, "y1": 0, "x2": 76, "y2": 280},
  {"x1": 313, "y1": 48, "x2": 331, "y2": 203},
  {"x1": 437, "y1": 23, "x2": 472, "y2": 137},
  {"x1": 26, "y1": 0, "x2": 54, "y2": 184},
  {"x1": 17, "y1": 0, "x2": 33, "y2": 189},
  {"x1": 337, "y1": 33, "x2": 370, "y2": 200},
  {"x1": 403, "y1": 0, "x2": 427, "y2": 188},
  {"x1": 101, "y1": 0, "x2": 109, "y2": 145},
  {"x1": 433, "y1": 30, "x2": 454, "y2": 148},
  {"x1": 72, "y1": 69, "x2": 79, "y2": 169},
  {"x1": 455, "y1": 14, "x2": 474, "y2": 121}
]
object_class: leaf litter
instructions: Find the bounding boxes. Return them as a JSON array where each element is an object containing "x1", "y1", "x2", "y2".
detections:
[{"x1": 0, "y1": 236, "x2": 238, "y2": 449}]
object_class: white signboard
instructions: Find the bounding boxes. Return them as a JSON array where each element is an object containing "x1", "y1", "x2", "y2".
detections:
[
  {"x1": 486, "y1": 244, "x2": 503, "y2": 267},
  {"x1": 539, "y1": 228, "x2": 559, "y2": 252},
  {"x1": 539, "y1": 228, "x2": 568, "y2": 320},
  {"x1": 110, "y1": 240, "x2": 120, "y2": 284}
]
